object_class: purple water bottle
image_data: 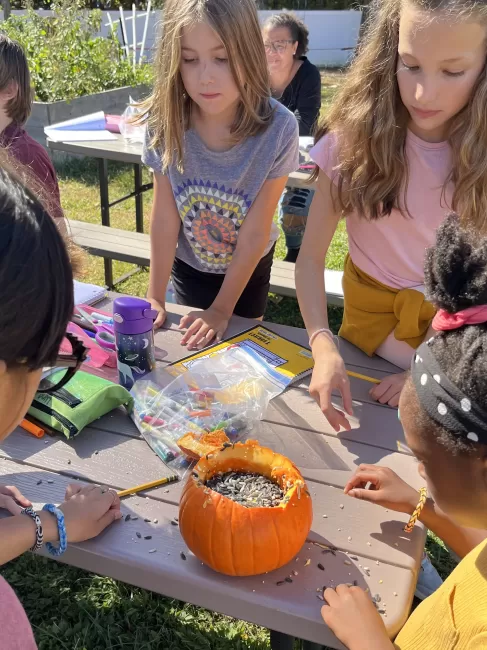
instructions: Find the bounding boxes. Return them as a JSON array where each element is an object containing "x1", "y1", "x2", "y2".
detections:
[{"x1": 113, "y1": 297, "x2": 158, "y2": 390}]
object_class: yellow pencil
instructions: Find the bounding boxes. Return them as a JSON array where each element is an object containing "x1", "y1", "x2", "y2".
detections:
[
  {"x1": 346, "y1": 370, "x2": 381, "y2": 385},
  {"x1": 117, "y1": 475, "x2": 179, "y2": 498}
]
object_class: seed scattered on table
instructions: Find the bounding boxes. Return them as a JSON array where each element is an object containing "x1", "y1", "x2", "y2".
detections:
[
  {"x1": 149, "y1": 549, "x2": 157, "y2": 553},
  {"x1": 144, "y1": 518, "x2": 151, "y2": 523},
  {"x1": 317, "y1": 563, "x2": 325, "y2": 571},
  {"x1": 94, "y1": 450, "x2": 99, "y2": 455},
  {"x1": 47, "y1": 480, "x2": 54, "y2": 484},
  {"x1": 36, "y1": 480, "x2": 42, "y2": 486},
  {"x1": 153, "y1": 519, "x2": 158, "y2": 524},
  {"x1": 339, "y1": 504, "x2": 344, "y2": 509},
  {"x1": 350, "y1": 555, "x2": 358, "y2": 561},
  {"x1": 304, "y1": 559, "x2": 311, "y2": 567},
  {"x1": 344, "y1": 560, "x2": 352, "y2": 566},
  {"x1": 285, "y1": 577, "x2": 293, "y2": 583},
  {"x1": 144, "y1": 535, "x2": 152, "y2": 540},
  {"x1": 373, "y1": 594, "x2": 381, "y2": 603},
  {"x1": 124, "y1": 514, "x2": 131, "y2": 522},
  {"x1": 276, "y1": 581, "x2": 285, "y2": 586},
  {"x1": 322, "y1": 514, "x2": 327, "y2": 518},
  {"x1": 171, "y1": 520, "x2": 179, "y2": 527},
  {"x1": 367, "y1": 542, "x2": 372, "y2": 547},
  {"x1": 337, "y1": 528, "x2": 342, "y2": 532},
  {"x1": 136, "y1": 532, "x2": 141, "y2": 539},
  {"x1": 131, "y1": 517, "x2": 138, "y2": 521},
  {"x1": 67, "y1": 460, "x2": 71, "y2": 465},
  {"x1": 292, "y1": 570, "x2": 298, "y2": 576},
  {"x1": 180, "y1": 552, "x2": 187, "y2": 561},
  {"x1": 205, "y1": 472, "x2": 284, "y2": 508}
]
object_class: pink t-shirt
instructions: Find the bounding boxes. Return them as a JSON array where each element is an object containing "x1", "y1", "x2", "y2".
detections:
[
  {"x1": 310, "y1": 131, "x2": 453, "y2": 290},
  {"x1": 0, "y1": 576, "x2": 37, "y2": 649}
]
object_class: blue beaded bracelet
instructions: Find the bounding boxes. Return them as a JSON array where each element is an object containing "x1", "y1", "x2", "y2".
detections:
[{"x1": 42, "y1": 504, "x2": 68, "y2": 556}]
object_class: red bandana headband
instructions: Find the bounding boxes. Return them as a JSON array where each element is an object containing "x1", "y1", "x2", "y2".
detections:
[{"x1": 432, "y1": 306, "x2": 487, "y2": 332}]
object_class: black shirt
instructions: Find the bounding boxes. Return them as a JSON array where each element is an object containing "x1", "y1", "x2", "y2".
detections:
[{"x1": 276, "y1": 57, "x2": 321, "y2": 137}]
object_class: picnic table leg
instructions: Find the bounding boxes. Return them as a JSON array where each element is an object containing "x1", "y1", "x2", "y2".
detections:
[
  {"x1": 134, "y1": 163, "x2": 144, "y2": 234},
  {"x1": 98, "y1": 158, "x2": 113, "y2": 288},
  {"x1": 270, "y1": 630, "x2": 295, "y2": 649}
]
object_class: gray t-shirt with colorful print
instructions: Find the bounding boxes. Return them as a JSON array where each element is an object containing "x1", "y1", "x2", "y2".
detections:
[{"x1": 142, "y1": 99, "x2": 299, "y2": 274}]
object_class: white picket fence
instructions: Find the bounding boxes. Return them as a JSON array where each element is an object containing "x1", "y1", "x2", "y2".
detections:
[{"x1": 0, "y1": 8, "x2": 362, "y2": 67}]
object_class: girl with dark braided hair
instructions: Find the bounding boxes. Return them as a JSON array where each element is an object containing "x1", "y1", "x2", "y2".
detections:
[{"x1": 319, "y1": 213, "x2": 487, "y2": 649}]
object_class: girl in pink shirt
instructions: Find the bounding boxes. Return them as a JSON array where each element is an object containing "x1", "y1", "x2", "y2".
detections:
[{"x1": 296, "y1": 0, "x2": 487, "y2": 431}]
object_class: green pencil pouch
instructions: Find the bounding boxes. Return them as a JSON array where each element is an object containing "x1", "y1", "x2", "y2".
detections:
[{"x1": 28, "y1": 371, "x2": 134, "y2": 439}]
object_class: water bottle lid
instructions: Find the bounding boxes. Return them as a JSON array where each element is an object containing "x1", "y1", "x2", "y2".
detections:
[{"x1": 113, "y1": 297, "x2": 158, "y2": 335}]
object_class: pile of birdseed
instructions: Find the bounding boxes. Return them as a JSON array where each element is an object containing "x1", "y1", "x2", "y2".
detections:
[{"x1": 206, "y1": 471, "x2": 284, "y2": 508}]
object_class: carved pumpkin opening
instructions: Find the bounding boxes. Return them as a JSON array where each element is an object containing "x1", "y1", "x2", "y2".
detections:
[{"x1": 179, "y1": 440, "x2": 313, "y2": 576}]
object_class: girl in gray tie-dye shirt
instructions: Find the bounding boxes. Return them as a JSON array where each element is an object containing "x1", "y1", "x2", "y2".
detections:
[{"x1": 139, "y1": 0, "x2": 299, "y2": 350}]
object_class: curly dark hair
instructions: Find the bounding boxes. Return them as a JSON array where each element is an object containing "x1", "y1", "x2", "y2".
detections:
[
  {"x1": 263, "y1": 12, "x2": 309, "y2": 58},
  {"x1": 406, "y1": 213, "x2": 487, "y2": 456}
]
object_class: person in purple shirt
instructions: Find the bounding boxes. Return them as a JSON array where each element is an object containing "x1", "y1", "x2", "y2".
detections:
[{"x1": 0, "y1": 34, "x2": 65, "y2": 229}]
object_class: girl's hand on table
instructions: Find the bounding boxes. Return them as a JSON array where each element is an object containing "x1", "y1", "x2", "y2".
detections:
[
  {"x1": 59, "y1": 484, "x2": 122, "y2": 542},
  {"x1": 344, "y1": 465, "x2": 418, "y2": 514},
  {"x1": 0, "y1": 485, "x2": 31, "y2": 515},
  {"x1": 309, "y1": 335, "x2": 353, "y2": 432},
  {"x1": 147, "y1": 298, "x2": 167, "y2": 329},
  {"x1": 369, "y1": 371, "x2": 408, "y2": 407},
  {"x1": 179, "y1": 307, "x2": 230, "y2": 350},
  {"x1": 321, "y1": 584, "x2": 393, "y2": 650}
]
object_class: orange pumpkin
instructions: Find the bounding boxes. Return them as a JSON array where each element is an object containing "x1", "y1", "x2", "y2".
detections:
[{"x1": 179, "y1": 440, "x2": 313, "y2": 576}]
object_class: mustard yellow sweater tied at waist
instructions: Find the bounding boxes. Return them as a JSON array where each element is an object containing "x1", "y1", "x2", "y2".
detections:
[{"x1": 339, "y1": 255, "x2": 437, "y2": 356}]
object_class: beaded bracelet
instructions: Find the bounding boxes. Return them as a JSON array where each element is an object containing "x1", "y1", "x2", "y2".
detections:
[
  {"x1": 404, "y1": 487, "x2": 427, "y2": 533},
  {"x1": 20, "y1": 507, "x2": 44, "y2": 552},
  {"x1": 42, "y1": 504, "x2": 68, "y2": 556}
]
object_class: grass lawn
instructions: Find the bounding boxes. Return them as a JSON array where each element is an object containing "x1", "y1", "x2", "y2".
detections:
[{"x1": 1, "y1": 71, "x2": 457, "y2": 648}]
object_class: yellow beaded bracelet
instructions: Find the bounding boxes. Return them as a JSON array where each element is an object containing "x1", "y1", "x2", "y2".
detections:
[{"x1": 404, "y1": 487, "x2": 427, "y2": 533}]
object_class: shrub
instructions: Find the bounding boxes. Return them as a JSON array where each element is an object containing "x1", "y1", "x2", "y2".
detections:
[{"x1": 1, "y1": 0, "x2": 153, "y2": 102}]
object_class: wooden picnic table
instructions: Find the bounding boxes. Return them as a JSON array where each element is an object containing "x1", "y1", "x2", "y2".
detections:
[{"x1": 0, "y1": 302, "x2": 425, "y2": 649}]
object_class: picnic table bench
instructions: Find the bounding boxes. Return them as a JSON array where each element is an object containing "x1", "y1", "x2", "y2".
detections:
[
  {"x1": 0, "y1": 301, "x2": 425, "y2": 649},
  {"x1": 48, "y1": 135, "x2": 342, "y2": 305},
  {"x1": 68, "y1": 219, "x2": 345, "y2": 306}
]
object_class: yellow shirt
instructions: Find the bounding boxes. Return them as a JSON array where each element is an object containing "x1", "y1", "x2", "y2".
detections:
[{"x1": 395, "y1": 539, "x2": 487, "y2": 649}]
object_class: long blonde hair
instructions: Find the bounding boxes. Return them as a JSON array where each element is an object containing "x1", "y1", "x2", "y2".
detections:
[
  {"x1": 314, "y1": 0, "x2": 487, "y2": 231},
  {"x1": 139, "y1": 0, "x2": 273, "y2": 172}
]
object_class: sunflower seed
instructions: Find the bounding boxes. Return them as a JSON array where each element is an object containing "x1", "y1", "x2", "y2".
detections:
[
  {"x1": 276, "y1": 581, "x2": 285, "y2": 586},
  {"x1": 153, "y1": 519, "x2": 159, "y2": 524},
  {"x1": 149, "y1": 549, "x2": 157, "y2": 553},
  {"x1": 144, "y1": 535, "x2": 152, "y2": 540},
  {"x1": 37, "y1": 480, "x2": 42, "y2": 485},
  {"x1": 180, "y1": 552, "x2": 187, "y2": 561},
  {"x1": 47, "y1": 480, "x2": 54, "y2": 484},
  {"x1": 124, "y1": 514, "x2": 131, "y2": 522},
  {"x1": 285, "y1": 577, "x2": 293, "y2": 583},
  {"x1": 171, "y1": 520, "x2": 178, "y2": 527},
  {"x1": 144, "y1": 518, "x2": 151, "y2": 523},
  {"x1": 373, "y1": 594, "x2": 381, "y2": 603},
  {"x1": 136, "y1": 532, "x2": 141, "y2": 539},
  {"x1": 206, "y1": 472, "x2": 284, "y2": 508},
  {"x1": 317, "y1": 563, "x2": 325, "y2": 571}
]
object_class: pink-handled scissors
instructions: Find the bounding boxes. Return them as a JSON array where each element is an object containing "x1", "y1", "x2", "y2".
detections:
[{"x1": 77, "y1": 307, "x2": 116, "y2": 351}]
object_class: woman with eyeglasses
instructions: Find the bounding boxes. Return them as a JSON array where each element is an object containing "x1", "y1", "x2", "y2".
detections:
[
  {"x1": 262, "y1": 12, "x2": 321, "y2": 263},
  {"x1": 0, "y1": 156, "x2": 122, "y2": 648}
]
